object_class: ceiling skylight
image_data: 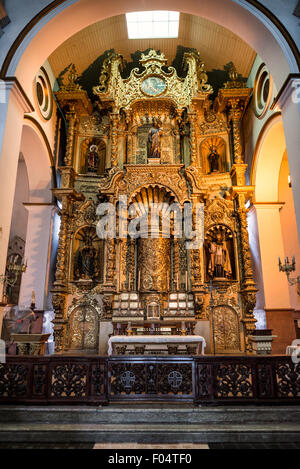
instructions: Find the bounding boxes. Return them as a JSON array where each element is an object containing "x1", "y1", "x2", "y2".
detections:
[{"x1": 126, "y1": 11, "x2": 180, "y2": 39}]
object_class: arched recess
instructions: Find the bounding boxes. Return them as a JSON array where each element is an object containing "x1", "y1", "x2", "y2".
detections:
[
  {"x1": 250, "y1": 113, "x2": 298, "y2": 353},
  {"x1": 251, "y1": 113, "x2": 286, "y2": 204},
  {"x1": 21, "y1": 118, "x2": 55, "y2": 203},
  {"x1": 17, "y1": 120, "x2": 56, "y2": 310}
]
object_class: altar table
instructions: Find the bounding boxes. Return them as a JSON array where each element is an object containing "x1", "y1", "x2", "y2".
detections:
[{"x1": 108, "y1": 335, "x2": 206, "y2": 356}]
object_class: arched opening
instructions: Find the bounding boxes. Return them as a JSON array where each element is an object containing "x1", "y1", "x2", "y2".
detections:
[
  {"x1": 16, "y1": 122, "x2": 55, "y2": 311},
  {"x1": 4, "y1": 153, "x2": 29, "y2": 305},
  {"x1": 250, "y1": 114, "x2": 299, "y2": 353}
]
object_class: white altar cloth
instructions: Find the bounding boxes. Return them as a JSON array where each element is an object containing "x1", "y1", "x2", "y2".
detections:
[{"x1": 108, "y1": 335, "x2": 206, "y2": 356}]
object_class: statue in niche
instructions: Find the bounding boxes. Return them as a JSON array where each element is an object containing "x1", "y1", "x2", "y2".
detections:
[
  {"x1": 201, "y1": 137, "x2": 226, "y2": 174},
  {"x1": 74, "y1": 233, "x2": 100, "y2": 281},
  {"x1": 208, "y1": 232, "x2": 232, "y2": 279},
  {"x1": 147, "y1": 119, "x2": 163, "y2": 159},
  {"x1": 87, "y1": 145, "x2": 99, "y2": 173},
  {"x1": 208, "y1": 146, "x2": 220, "y2": 173}
]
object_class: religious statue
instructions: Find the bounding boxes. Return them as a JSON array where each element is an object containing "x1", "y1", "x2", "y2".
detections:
[
  {"x1": 208, "y1": 233, "x2": 232, "y2": 279},
  {"x1": 208, "y1": 146, "x2": 220, "y2": 173},
  {"x1": 87, "y1": 145, "x2": 99, "y2": 173},
  {"x1": 147, "y1": 120, "x2": 163, "y2": 159},
  {"x1": 75, "y1": 236, "x2": 99, "y2": 281}
]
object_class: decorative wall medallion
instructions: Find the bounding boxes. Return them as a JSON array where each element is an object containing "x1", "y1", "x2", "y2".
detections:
[
  {"x1": 253, "y1": 63, "x2": 272, "y2": 119},
  {"x1": 141, "y1": 76, "x2": 167, "y2": 96},
  {"x1": 34, "y1": 67, "x2": 53, "y2": 120}
]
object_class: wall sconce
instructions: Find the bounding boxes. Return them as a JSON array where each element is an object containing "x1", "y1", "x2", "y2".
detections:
[
  {"x1": 278, "y1": 256, "x2": 300, "y2": 295},
  {"x1": 0, "y1": 259, "x2": 27, "y2": 303}
]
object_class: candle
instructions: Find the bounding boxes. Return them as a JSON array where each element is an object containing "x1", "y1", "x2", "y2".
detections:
[
  {"x1": 176, "y1": 272, "x2": 179, "y2": 291},
  {"x1": 138, "y1": 271, "x2": 141, "y2": 290},
  {"x1": 128, "y1": 273, "x2": 131, "y2": 291},
  {"x1": 167, "y1": 271, "x2": 169, "y2": 290},
  {"x1": 185, "y1": 271, "x2": 188, "y2": 292},
  {"x1": 32, "y1": 291, "x2": 35, "y2": 303}
]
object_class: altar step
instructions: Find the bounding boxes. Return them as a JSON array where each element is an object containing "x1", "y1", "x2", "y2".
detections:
[{"x1": 0, "y1": 406, "x2": 300, "y2": 443}]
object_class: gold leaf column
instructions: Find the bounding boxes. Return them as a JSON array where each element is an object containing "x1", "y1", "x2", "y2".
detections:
[
  {"x1": 110, "y1": 112, "x2": 119, "y2": 167},
  {"x1": 217, "y1": 73, "x2": 257, "y2": 353},
  {"x1": 64, "y1": 107, "x2": 77, "y2": 166},
  {"x1": 188, "y1": 111, "x2": 198, "y2": 165}
]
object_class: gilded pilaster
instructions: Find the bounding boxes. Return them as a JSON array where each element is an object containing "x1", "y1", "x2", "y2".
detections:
[
  {"x1": 188, "y1": 111, "x2": 197, "y2": 165},
  {"x1": 64, "y1": 107, "x2": 77, "y2": 166},
  {"x1": 110, "y1": 112, "x2": 119, "y2": 167}
]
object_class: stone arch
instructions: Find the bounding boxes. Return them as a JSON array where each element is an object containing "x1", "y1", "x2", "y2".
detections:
[{"x1": 1, "y1": 0, "x2": 299, "y2": 95}]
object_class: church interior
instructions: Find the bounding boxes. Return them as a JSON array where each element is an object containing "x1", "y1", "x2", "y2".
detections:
[{"x1": 0, "y1": 0, "x2": 300, "y2": 449}]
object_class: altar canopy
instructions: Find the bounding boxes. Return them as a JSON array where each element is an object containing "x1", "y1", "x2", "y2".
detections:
[{"x1": 52, "y1": 50, "x2": 257, "y2": 356}]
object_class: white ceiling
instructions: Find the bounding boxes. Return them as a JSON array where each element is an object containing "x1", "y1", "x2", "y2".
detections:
[{"x1": 48, "y1": 13, "x2": 256, "y2": 79}]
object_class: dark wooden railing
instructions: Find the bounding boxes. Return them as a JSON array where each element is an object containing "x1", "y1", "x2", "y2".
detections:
[{"x1": 0, "y1": 355, "x2": 299, "y2": 405}]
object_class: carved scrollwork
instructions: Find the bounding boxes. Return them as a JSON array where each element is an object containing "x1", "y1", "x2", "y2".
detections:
[
  {"x1": 205, "y1": 197, "x2": 235, "y2": 230},
  {"x1": 216, "y1": 363, "x2": 253, "y2": 397}
]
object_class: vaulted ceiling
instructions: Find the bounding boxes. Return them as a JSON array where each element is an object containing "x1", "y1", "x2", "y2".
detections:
[{"x1": 48, "y1": 13, "x2": 256, "y2": 79}]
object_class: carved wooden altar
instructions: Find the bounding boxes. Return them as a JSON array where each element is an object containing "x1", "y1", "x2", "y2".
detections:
[{"x1": 52, "y1": 50, "x2": 257, "y2": 355}]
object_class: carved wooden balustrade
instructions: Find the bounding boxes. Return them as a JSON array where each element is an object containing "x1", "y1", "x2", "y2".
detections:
[{"x1": 0, "y1": 356, "x2": 299, "y2": 405}]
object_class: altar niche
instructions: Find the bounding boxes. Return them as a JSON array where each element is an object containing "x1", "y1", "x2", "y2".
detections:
[
  {"x1": 200, "y1": 136, "x2": 228, "y2": 174},
  {"x1": 129, "y1": 112, "x2": 177, "y2": 165},
  {"x1": 204, "y1": 225, "x2": 236, "y2": 282},
  {"x1": 80, "y1": 137, "x2": 106, "y2": 175},
  {"x1": 72, "y1": 226, "x2": 104, "y2": 283}
]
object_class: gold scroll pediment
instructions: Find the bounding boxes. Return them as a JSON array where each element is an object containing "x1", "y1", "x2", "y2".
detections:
[{"x1": 93, "y1": 50, "x2": 213, "y2": 111}]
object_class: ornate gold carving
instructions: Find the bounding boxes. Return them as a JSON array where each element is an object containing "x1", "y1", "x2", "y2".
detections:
[
  {"x1": 122, "y1": 165, "x2": 188, "y2": 205},
  {"x1": 213, "y1": 305, "x2": 241, "y2": 352},
  {"x1": 139, "y1": 238, "x2": 170, "y2": 292},
  {"x1": 224, "y1": 63, "x2": 246, "y2": 89},
  {"x1": 93, "y1": 50, "x2": 212, "y2": 111},
  {"x1": 205, "y1": 197, "x2": 235, "y2": 230},
  {"x1": 66, "y1": 296, "x2": 102, "y2": 351}
]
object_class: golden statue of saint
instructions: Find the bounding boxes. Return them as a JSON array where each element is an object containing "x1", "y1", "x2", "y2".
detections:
[
  {"x1": 148, "y1": 120, "x2": 163, "y2": 159},
  {"x1": 208, "y1": 233, "x2": 232, "y2": 279}
]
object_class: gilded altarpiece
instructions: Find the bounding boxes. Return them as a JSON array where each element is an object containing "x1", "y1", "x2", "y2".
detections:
[{"x1": 52, "y1": 51, "x2": 256, "y2": 355}]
